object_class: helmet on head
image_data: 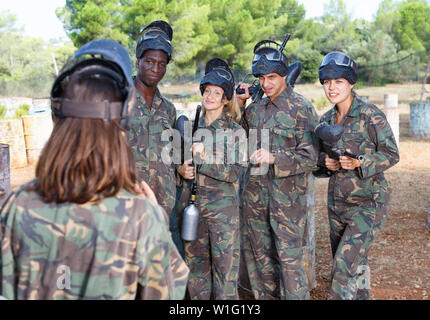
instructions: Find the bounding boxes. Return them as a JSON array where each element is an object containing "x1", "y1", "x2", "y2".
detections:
[
  {"x1": 136, "y1": 20, "x2": 173, "y2": 63},
  {"x1": 50, "y1": 38, "x2": 136, "y2": 129},
  {"x1": 319, "y1": 51, "x2": 358, "y2": 84},
  {"x1": 252, "y1": 40, "x2": 288, "y2": 77},
  {"x1": 200, "y1": 58, "x2": 235, "y2": 101}
]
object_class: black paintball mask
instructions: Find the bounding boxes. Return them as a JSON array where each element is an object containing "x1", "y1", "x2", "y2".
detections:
[
  {"x1": 50, "y1": 38, "x2": 137, "y2": 129},
  {"x1": 319, "y1": 51, "x2": 358, "y2": 84},
  {"x1": 200, "y1": 58, "x2": 235, "y2": 101},
  {"x1": 136, "y1": 20, "x2": 173, "y2": 63},
  {"x1": 252, "y1": 40, "x2": 289, "y2": 77}
]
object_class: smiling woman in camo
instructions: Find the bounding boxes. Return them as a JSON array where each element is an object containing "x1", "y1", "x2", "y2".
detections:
[
  {"x1": 177, "y1": 58, "x2": 246, "y2": 300},
  {"x1": 315, "y1": 51, "x2": 399, "y2": 300}
]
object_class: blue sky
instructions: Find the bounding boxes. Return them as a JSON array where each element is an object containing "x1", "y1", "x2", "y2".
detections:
[{"x1": 0, "y1": 0, "x2": 384, "y2": 41}]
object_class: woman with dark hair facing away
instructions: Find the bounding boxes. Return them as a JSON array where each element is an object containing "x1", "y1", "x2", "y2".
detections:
[
  {"x1": 0, "y1": 39, "x2": 188, "y2": 300},
  {"x1": 315, "y1": 51, "x2": 399, "y2": 299},
  {"x1": 177, "y1": 58, "x2": 247, "y2": 300}
]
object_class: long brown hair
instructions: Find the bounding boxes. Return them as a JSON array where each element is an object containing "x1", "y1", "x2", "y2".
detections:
[
  {"x1": 35, "y1": 74, "x2": 136, "y2": 204},
  {"x1": 224, "y1": 91, "x2": 241, "y2": 123}
]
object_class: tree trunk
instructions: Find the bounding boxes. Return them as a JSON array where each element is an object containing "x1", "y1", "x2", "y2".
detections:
[
  {"x1": 420, "y1": 54, "x2": 430, "y2": 101},
  {"x1": 227, "y1": 57, "x2": 234, "y2": 68},
  {"x1": 198, "y1": 60, "x2": 205, "y2": 76},
  {"x1": 9, "y1": 51, "x2": 14, "y2": 76},
  {"x1": 51, "y1": 52, "x2": 59, "y2": 76}
]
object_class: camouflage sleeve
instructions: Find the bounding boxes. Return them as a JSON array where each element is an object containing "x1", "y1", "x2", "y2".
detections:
[
  {"x1": 0, "y1": 192, "x2": 18, "y2": 299},
  {"x1": 136, "y1": 200, "x2": 189, "y2": 300},
  {"x1": 357, "y1": 110, "x2": 400, "y2": 179},
  {"x1": 272, "y1": 104, "x2": 319, "y2": 178},
  {"x1": 166, "y1": 100, "x2": 183, "y2": 176},
  {"x1": 239, "y1": 102, "x2": 257, "y2": 135}
]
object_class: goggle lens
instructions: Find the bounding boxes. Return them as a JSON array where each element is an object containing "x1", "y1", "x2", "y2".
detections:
[{"x1": 320, "y1": 52, "x2": 354, "y2": 68}]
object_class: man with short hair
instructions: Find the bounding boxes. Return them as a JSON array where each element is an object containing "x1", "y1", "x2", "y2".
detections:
[
  {"x1": 237, "y1": 38, "x2": 319, "y2": 300},
  {"x1": 128, "y1": 20, "x2": 177, "y2": 216}
]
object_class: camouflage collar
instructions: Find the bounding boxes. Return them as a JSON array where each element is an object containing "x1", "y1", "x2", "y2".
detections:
[
  {"x1": 136, "y1": 88, "x2": 164, "y2": 111},
  {"x1": 198, "y1": 111, "x2": 228, "y2": 130},
  {"x1": 332, "y1": 97, "x2": 360, "y2": 120},
  {"x1": 264, "y1": 84, "x2": 293, "y2": 109}
]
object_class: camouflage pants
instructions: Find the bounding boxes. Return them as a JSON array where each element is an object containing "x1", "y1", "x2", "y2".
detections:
[
  {"x1": 241, "y1": 177, "x2": 310, "y2": 300},
  {"x1": 328, "y1": 200, "x2": 389, "y2": 300},
  {"x1": 184, "y1": 194, "x2": 240, "y2": 300}
]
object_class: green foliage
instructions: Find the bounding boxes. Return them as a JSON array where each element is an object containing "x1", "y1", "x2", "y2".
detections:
[
  {"x1": 287, "y1": 38, "x2": 322, "y2": 83},
  {"x1": 394, "y1": 0, "x2": 430, "y2": 60},
  {"x1": 55, "y1": 0, "x2": 430, "y2": 85},
  {"x1": 0, "y1": 10, "x2": 74, "y2": 97},
  {"x1": 2, "y1": 0, "x2": 430, "y2": 97},
  {"x1": 0, "y1": 105, "x2": 6, "y2": 119},
  {"x1": 374, "y1": 0, "x2": 400, "y2": 35},
  {"x1": 57, "y1": 0, "x2": 129, "y2": 47},
  {"x1": 53, "y1": 42, "x2": 77, "y2": 72},
  {"x1": 14, "y1": 103, "x2": 29, "y2": 118},
  {"x1": 349, "y1": 25, "x2": 406, "y2": 84},
  {"x1": 57, "y1": 0, "x2": 306, "y2": 76},
  {"x1": 313, "y1": 0, "x2": 359, "y2": 54},
  {"x1": 312, "y1": 96, "x2": 330, "y2": 111}
]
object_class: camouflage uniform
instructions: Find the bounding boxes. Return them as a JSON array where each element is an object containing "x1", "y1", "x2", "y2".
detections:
[
  {"x1": 241, "y1": 85, "x2": 319, "y2": 300},
  {"x1": 128, "y1": 90, "x2": 177, "y2": 215},
  {"x1": 0, "y1": 181, "x2": 189, "y2": 300},
  {"x1": 180, "y1": 114, "x2": 247, "y2": 300},
  {"x1": 316, "y1": 96, "x2": 399, "y2": 300}
]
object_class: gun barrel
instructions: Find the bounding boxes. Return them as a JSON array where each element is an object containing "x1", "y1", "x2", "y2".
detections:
[
  {"x1": 279, "y1": 33, "x2": 291, "y2": 52},
  {"x1": 286, "y1": 61, "x2": 302, "y2": 87},
  {"x1": 343, "y1": 150, "x2": 364, "y2": 161},
  {"x1": 192, "y1": 105, "x2": 201, "y2": 136}
]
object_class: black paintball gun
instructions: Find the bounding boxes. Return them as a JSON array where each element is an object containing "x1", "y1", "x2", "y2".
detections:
[
  {"x1": 315, "y1": 122, "x2": 364, "y2": 161},
  {"x1": 177, "y1": 105, "x2": 202, "y2": 241},
  {"x1": 176, "y1": 114, "x2": 189, "y2": 165}
]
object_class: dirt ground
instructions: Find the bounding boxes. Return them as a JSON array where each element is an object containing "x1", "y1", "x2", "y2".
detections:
[
  {"x1": 311, "y1": 137, "x2": 430, "y2": 300},
  {"x1": 7, "y1": 83, "x2": 430, "y2": 300}
]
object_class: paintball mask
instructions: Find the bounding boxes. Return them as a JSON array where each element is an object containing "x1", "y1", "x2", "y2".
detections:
[
  {"x1": 200, "y1": 58, "x2": 235, "y2": 100},
  {"x1": 136, "y1": 20, "x2": 173, "y2": 63},
  {"x1": 252, "y1": 39, "x2": 289, "y2": 77},
  {"x1": 50, "y1": 38, "x2": 136, "y2": 129},
  {"x1": 319, "y1": 51, "x2": 358, "y2": 84}
]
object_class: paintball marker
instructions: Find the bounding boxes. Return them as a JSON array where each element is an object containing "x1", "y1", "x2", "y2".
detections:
[
  {"x1": 180, "y1": 105, "x2": 202, "y2": 241},
  {"x1": 176, "y1": 114, "x2": 188, "y2": 165},
  {"x1": 315, "y1": 122, "x2": 364, "y2": 161}
]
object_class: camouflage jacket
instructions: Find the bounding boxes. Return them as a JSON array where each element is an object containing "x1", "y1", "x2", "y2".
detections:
[
  {"x1": 317, "y1": 97, "x2": 400, "y2": 207},
  {"x1": 195, "y1": 113, "x2": 248, "y2": 197},
  {"x1": 127, "y1": 89, "x2": 177, "y2": 213},
  {"x1": 242, "y1": 85, "x2": 319, "y2": 193},
  {"x1": 0, "y1": 181, "x2": 189, "y2": 300}
]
